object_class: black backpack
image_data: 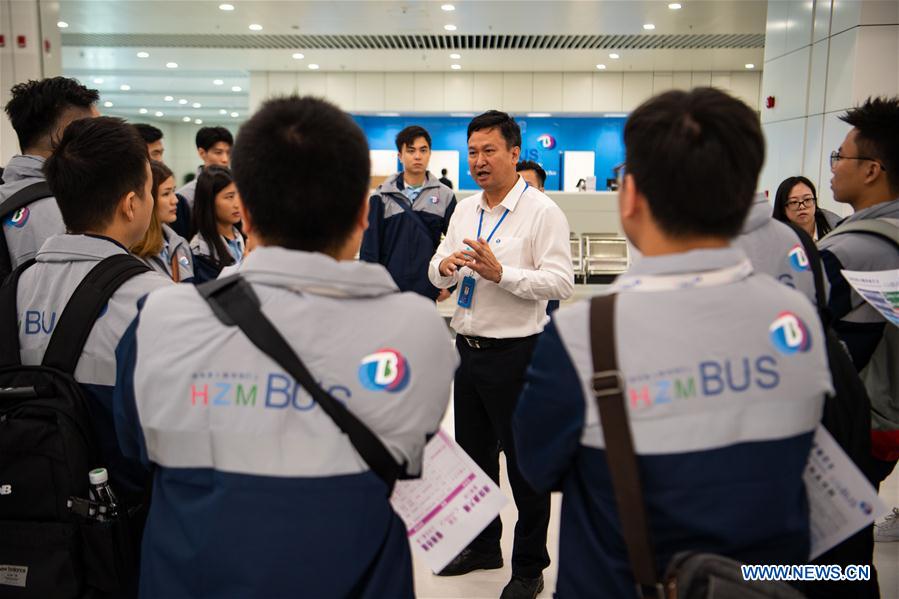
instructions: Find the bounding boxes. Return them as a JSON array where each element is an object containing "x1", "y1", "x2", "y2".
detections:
[
  {"x1": 0, "y1": 254, "x2": 150, "y2": 598},
  {"x1": 0, "y1": 181, "x2": 53, "y2": 284}
]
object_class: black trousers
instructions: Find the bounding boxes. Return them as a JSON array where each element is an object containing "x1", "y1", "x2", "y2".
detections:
[{"x1": 453, "y1": 334, "x2": 551, "y2": 578}]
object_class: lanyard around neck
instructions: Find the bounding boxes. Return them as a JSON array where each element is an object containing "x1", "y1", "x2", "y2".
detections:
[
  {"x1": 476, "y1": 181, "x2": 527, "y2": 243},
  {"x1": 609, "y1": 259, "x2": 754, "y2": 293}
]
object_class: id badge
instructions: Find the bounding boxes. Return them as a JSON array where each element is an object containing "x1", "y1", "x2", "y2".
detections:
[{"x1": 457, "y1": 275, "x2": 476, "y2": 309}]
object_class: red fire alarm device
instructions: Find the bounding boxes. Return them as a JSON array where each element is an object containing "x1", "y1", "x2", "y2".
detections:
[
  {"x1": 17, "y1": 35, "x2": 26, "y2": 48},
  {"x1": 44, "y1": 39, "x2": 51, "y2": 53},
  {"x1": 0, "y1": 35, "x2": 5, "y2": 48},
  {"x1": 766, "y1": 96, "x2": 776, "y2": 109}
]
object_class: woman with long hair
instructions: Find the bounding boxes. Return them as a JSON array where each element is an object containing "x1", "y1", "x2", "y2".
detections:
[
  {"x1": 772, "y1": 176, "x2": 841, "y2": 241},
  {"x1": 189, "y1": 165, "x2": 245, "y2": 282},
  {"x1": 131, "y1": 160, "x2": 194, "y2": 281}
]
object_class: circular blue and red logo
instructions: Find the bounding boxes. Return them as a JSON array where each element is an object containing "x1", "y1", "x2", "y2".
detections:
[
  {"x1": 4, "y1": 207, "x2": 30, "y2": 229},
  {"x1": 536, "y1": 134, "x2": 556, "y2": 149},
  {"x1": 788, "y1": 244, "x2": 810, "y2": 272},
  {"x1": 358, "y1": 348, "x2": 410, "y2": 393},
  {"x1": 769, "y1": 311, "x2": 812, "y2": 354}
]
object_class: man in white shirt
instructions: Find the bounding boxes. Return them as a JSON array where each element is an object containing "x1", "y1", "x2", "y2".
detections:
[{"x1": 429, "y1": 110, "x2": 574, "y2": 599}]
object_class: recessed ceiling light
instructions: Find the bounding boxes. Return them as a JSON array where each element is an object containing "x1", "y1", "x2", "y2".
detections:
[
  {"x1": 450, "y1": 112, "x2": 475, "y2": 117},
  {"x1": 668, "y1": 2, "x2": 682, "y2": 8},
  {"x1": 182, "y1": 116, "x2": 192, "y2": 123},
  {"x1": 192, "y1": 102, "x2": 202, "y2": 108},
  {"x1": 603, "y1": 113, "x2": 629, "y2": 118},
  {"x1": 136, "y1": 51, "x2": 149, "y2": 58},
  {"x1": 450, "y1": 53, "x2": 461, "y2": 59},
  {"x1": 219, "y1": 3, "x2": 235, "y2": 10},
  {"x1": 92, "y1": 78, "x2": 104, "y2": 84},
  {"x1": 609, "y1": 53, "x2": 620, "y2": 59},
  {"x1": 231, "y1": 86, "x2": 242, "y2": 92},
  {"x1": 195, "y1": 119, "x2": 203, "y2": 125},
  {"x1": 292, "y1": 52, "x2": 305, "y2": 59},
  {"x1": 596, "y1": 64, "x2": 607, "y2": 70},
  {"x1": 378, "y1": 112, "x2": 401, "y2": 117},
  {"x1": 745, "y1": 63, "x2": 755, "y2": 69},
  {"x1": 213, "y1": 79, "x2": 224, "y2": 85},
  {"x1": 119, "y1": 84, "x2": 131, "y2": 91},
  {"x1": 219, "y1": 109, "x2": 228, "y2": 115},
  {"x1": 139, "y1": 108, "x2": 148, "y2": 114},
  {"x1": 164, "y1": 96, "x2": 174, "y2": 102},
  {"x1": 57, "y1": 21, "x2": 69, "y2": 28},
  {"x1": 248, "y1": 23, "x2": 263, "y2": 31},
  {"x1": 155, "y1": 111, "x2": 164, "y2": 117},
  {"x1": 527, "y1": 112, "x2": 552, "y2": 117},
  {"x1": 308, "y1": 64, "x2": 320, "y2": 70},
  {"x1": 178, "y1": 99, "x2": 188, "y2": 105},
  {"x1": 166, "y1": 62, "x2": 178, "y2": 69},
  {"x1": 230, "y1": 112, "x2": 240, "y2": 118},
  {"x1": 444, "y1": 24, "x2": 457, "y2": 31},
  {"x1": 441, "y1": 4, "x2": 455, "y2": 11},
  {"x1": 451, "y1": 64, "x2": 462, "y2": 70},
  {"x1": 643, "y1": 23, "x2": 656, "y2": 30},
  {"x1": 103, "y1": 101, "x2": 113, "y2": 108}
]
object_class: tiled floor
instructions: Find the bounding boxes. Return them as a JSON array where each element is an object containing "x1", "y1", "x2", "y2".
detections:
[{"x1": 414, "y1": 397, "x2": 899, "y2": 599}]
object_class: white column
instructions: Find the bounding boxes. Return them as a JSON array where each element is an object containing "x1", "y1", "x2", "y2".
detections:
[{"x1": 759, "y1": 0, "x2": 899, "y2": 215}]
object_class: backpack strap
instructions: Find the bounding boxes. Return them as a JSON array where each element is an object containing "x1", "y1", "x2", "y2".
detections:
[
  {"x1": 589, "y1": 294, "x2": 664, "y2": 599},
  {"x1": 385, "y1": 194, "x2": 433, "y2": 240},
  {"x1": 0, "y1": 181, "x2": 53, "y2": 219},
  {"x1": 785, "y1": 222, "x2": 831, "y2": 327},
  {"x1": 198, "y1": 275, "x2": 404, "y2": 492},
  {"x1": 0, "y1": 259, "x2": 37, "y2": 367},
  {"x1": 821, "y1": 218, "x2": 899, "y2": 251},
  {"x1": 41, "y1": 254, "x2": 151, "y2": 374}
]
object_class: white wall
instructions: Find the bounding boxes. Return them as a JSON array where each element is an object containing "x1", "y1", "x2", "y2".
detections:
[
  {"x1": 249, "y1": 70, "x2": 762, "y2": 116},
  {"x1": 759, "y1": 0, "x2": 899, "y2": 214}
]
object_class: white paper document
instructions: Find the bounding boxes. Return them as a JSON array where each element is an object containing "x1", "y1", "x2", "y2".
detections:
[
  {"x1": 806, "y1": 425, "x2": 889, "y2": 559},
  {"x1": 841, "y1": 269, "x2": 899, "y2": 327},
  {"x1": 390, "y1": 429, "x2": 508, "y2": 573}
]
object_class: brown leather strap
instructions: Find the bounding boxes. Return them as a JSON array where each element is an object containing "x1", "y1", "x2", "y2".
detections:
[
  {"x1": 170, "y1": 252, "x2": 181, "y2": 283},
  {"x1": 590, "y1": 294, "x2": 664, "y2": 599}
]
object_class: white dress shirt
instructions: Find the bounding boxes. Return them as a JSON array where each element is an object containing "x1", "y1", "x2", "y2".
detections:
[{"x1": 429, "y1": 175, "x2": 574, "y2": 338}]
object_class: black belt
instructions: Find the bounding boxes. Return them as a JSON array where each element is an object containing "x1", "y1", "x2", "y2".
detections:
[{"x1": 458, "y1": 334, "x2": 537, "y2": 350}]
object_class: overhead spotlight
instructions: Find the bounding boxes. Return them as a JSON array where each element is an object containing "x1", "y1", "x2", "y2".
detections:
[
  {"x1": 166, "y1": 62, "x2": 178, "y2": 69},
  {"x1": 609, "y1": 53, "x2": 620, "y2": 59},
  {"x1": 195, "y1": 119, "x2": 203, "y2": 125},
  {"x1": 103, "y1": 101, "x2": 113, "y2": 108},
  {"x1": 292, "y1": 52, "x2": 305, "y2": 59},
  {"x1": 178, "y1": 99, "x2": 188, "y2": 105},
  {"x1": 120, "y1": 84, "x2": 131, "y2": 91},
  {"x1": 155, "y1": 111, "x2": 164, "y2": 117},
  {"x1": 137, "y1": 51, "x2": 150, "y2": 58},
  {"x1": 249, "y1": 23, "x2": 263, "y2": 31},
  {"x1": 745, "y1": 63, "x2": 755, "y2": 69},
  {"x1": 668, "y1": 3, "x2": 682, "y2": 8},
  {"x1": 219, "y1": 109, "x2": 228, "y2": 115},
  {"x1": 164, "y1": 96, "x2": 174, "y2": 102},
  {"x1": 139, "y1": 108, "x2": 148, "y2": 114},
  {"x1": 219, "y1": 3, "x2": 235, "y2": 10},
  {"x1": 182, "y1": 116, "x2": 192, "y2": 123},
  {"x1": 213, "y1": 79, "x2": 224, "y2": 85},
  {"x1": 444, "y1": 24, "x2": 457, "y2": 31},
  {"x1": 57, "y1": 21, "x2": 69, "y2": 28},
  {"x1": 596, "y1": 64, "x2": 607, "y2": 70},
  {"x1": 192, "y1": 102, "x2": 202, "y2": 108},
  {"x1": 232, "y1": 85, "x2": 242, "y2": 92},
  {"x1": 230, "y1": 112, "x2": 239, "y2": 118},
  {"x1": 441, "y1": 4, "x2": 455, "y2": 11},
  {"x1": 92, "y1": 78, "x2": 104, "y2": 84},
  {"x1": 643, "y1": 23, "x2": 655, "y2": 30},
  {"x1": 451, "y1": 64, "x2": 462, "y2": 70},
  {"x1": 450, "y1": 53, "x2": 461, "y2": 59},
  {"x1": 308, "y1": 64, "x2": 320, "y2": 70}
]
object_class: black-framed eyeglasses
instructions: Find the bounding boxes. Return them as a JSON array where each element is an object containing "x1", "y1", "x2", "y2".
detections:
[
  {"x1": 613, "y1": 162, "x2": 626, "y2": 184},
  {"x1": 830, "y1": 150, "x2": 885, "y2": 170},
  {"x1": 785, "y1": 196, "x2": 816, "y2": 211}
]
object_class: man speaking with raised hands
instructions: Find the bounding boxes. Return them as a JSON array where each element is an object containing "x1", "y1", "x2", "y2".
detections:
[{"x1": 429, "y1": 110, "x2": 574, "y2": 599}]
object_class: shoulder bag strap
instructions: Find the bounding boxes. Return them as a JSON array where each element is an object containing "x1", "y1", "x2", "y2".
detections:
[
  {"x1": 785, "y1": 222, "x2": 830, "y2": 327},
  {"x1": 821, "y1": 218, "x2": 899, "y2": 250},
  {"x1": 42, "y1": 254, "x2": 151, "y2": 373},
  {"x1": 198, "y1": 276, "x2": 403, "y2": 493},
  {"x1": 385, "y1": 193, "x2": 433, "y2": 239},
  {"x1": 0, "y1": 259, "x2": 37, "y2": 367},
  {"x1": 590, "y1": 294, "x2": 664, "y2": 599},
  {"x1": 0, "y1": 181, "x2": 53, "y2": 218}
]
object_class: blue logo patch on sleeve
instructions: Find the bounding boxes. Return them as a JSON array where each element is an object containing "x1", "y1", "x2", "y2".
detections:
[
  {"x1": 769, "y1": 311, "x2": 811, "y2": 354},
  {"x1": 358, "y1": 348, "x2": 410, "y2": 392},
  {"x1": 4, "y1": 207, "x2": 30, "y2": 229}
]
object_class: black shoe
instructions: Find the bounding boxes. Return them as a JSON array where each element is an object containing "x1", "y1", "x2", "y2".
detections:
[
  {"x1": 436, "y1": 548, "x2": 503, "y2": 576},
  {"x1": 500, "y1": 574, "x2": 544, "y2": 599}
]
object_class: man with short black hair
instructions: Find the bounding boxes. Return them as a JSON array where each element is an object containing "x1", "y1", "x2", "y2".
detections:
[
  {"x1": 361, "y1": 124, "x2": 456, "y2": 300},
  {"x1": 429, "y1": 110, "x2": 574, "y2": 599},
  {"x1": 514, "y1": 88, "x2": 829, "y2": 597},
  {"x1": 134, "y1": 123, "x2": 164, "y2": 161},
  {"x1": 175, "y1": 125, "x2": 233, "y2": 205},
  {"x1": 819, "y1": 97, "x2": 899, "y2": 541},
  {"x1": 15, "y1": 116, "x2": 171, "y2": 504},
  {"x1": 114, "y1": 97, "x2": 456, "y2": 598},
  {"x1": 516, "y1": 160, "x2": 546, "y2": 192},
  {"x1": 1, "y1": 77, "x2": 99, "y2": 270},
  {"x1": 439, "y1": 167, "x2": 454, "y2": 189}
]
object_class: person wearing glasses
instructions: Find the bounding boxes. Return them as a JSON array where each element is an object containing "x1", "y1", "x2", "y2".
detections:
[
  {"x1": 772, "y1": 176, "x2": 841, "y2": 241},
  {"x1": 818, "y1": 97, "x2": 899, "y2": 550}
]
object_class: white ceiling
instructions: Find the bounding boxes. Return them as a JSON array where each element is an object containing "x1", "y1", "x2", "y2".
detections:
[{"x1": 58, "y1": 0, "x2": 769, "y2": 124}]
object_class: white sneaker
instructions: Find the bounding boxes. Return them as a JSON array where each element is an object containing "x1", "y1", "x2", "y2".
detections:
[{"x1": 874, "y1": 507, "x2": 899, "y2": 542}]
